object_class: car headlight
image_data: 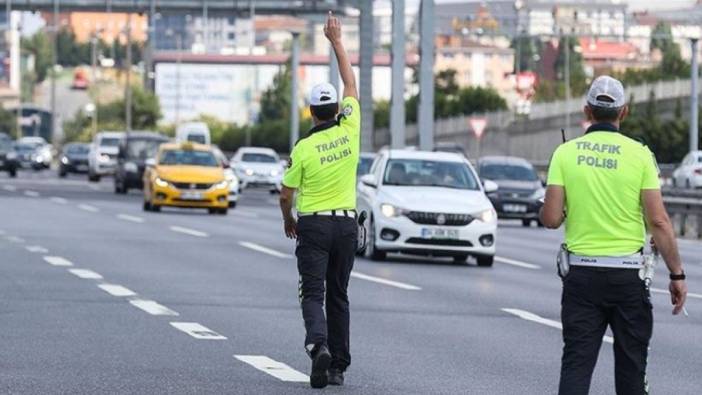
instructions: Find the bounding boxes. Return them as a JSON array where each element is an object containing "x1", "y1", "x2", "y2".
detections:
[
  {"x1": 6, "y1": 151, "x2": 17, "y2": 160},
  {"x1": 380, "y1": 203, "x2": 408, "y2": 218},
  {"x1": 225, "y1": 171, "x2": 239, "y2": 184},
  {"x1": 98, "y1": 154, "x2": 110, "y2": 163},
  {"x1": 244, "y1": 168, "x2": 254, "y2": 176},
  {"x1": 477, "y1": 209, "x2": 497, "y2": 223},
  {"x1": 61, "y1": 156, "x2": 69, "y2": 164},
  {"x1": 270, "y1": 169, "x2": 280, "y2": 176},
  {"x1": 124, "y1": 162, "x2": 138, "y2": 173},
  {"x1": 530, "y1": 188, "x2": 545, "y2": 200},
  {"x1": 155, "y1": 177, "x2": 170, "y2": 188},
  {"x1": 212, "y1": 180, "x2": 229, "y2": 190}
]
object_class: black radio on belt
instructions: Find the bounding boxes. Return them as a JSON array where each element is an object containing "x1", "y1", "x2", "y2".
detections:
[{"x1": 357, "y1": 211, "x2": 368, "y2": 253}]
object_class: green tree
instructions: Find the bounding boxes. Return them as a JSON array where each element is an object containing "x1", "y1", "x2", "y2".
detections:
[
  {"x1": 511, "y1": 36, "x2": 541, "y2": 72},
  {"x1": 259, "y1": 64, "x2": 291, "y2": 123},
  {"x1": 22, "y1": 32, "x2": 52, "y2": 83},
  {"x1": 0, "y1": 107, "x2": 16, "y2": 136},
  {"x1": 554, "y1": 36, "x2": 588, "y2": 97}
]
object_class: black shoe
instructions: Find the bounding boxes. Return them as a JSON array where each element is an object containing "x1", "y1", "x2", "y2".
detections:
[
  {"x1": 309, "y1": 345, "x2": 331, "y2": 389},
  {"x1": 328, "y1": 368, "x2": 344, "y2": 386}
]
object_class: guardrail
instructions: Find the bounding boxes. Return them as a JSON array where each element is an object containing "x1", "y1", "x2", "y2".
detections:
[{"x1": 664, "y1": 196, "x2": 702, "y2": 239}]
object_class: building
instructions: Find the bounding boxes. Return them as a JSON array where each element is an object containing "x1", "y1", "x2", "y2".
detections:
[
  {"x1": 47, "y1": 12, "x2": 148, "y2": 43},
  {"x1": 0, "y1": 12, "x2": 21, "y2": 108},
  {"x1": 578, "y1": 37, "x2": 644, "y2": 75},
  {"x1": 628, "y1": 4, "x2": 702, "y2": 62}
]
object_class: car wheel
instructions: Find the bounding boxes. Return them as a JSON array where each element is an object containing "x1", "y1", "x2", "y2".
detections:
[
  {"x1": 151, "y1": 204, "x2": 161, "y2": 212},
  {"x1": 365, "y1": 218, "x2": 386, "y2": 261},
  {"x1": 686, "y1": 179, "x2": 692, "y2": 189},
  {"x1": 8, "y1": 168, "x2": 17, "y2": 178},
  {"x1": 88, "y1": 173, "x2": 100, "y2": 182},
  {"x1": 59, "y1": 169, "x2": 67, "y2": 178},
  {"x1": 453, "y1": 255, "x2": 469, "y2": 265},
  {"x1": 522, "y1": 219, "x2": 531, "y2": 227},
  {"x1": 228, "y1": 201, "x2": 237, "y2": 209},
  {"x1": 476, "y1": 255, "x2": 494, "y2": 267},
  {"x1": 219, "y1": 208, "x2": 228, "y2": 215},
  {"x1": 208, "y1": 208, "x2": 218, "y2": 215},
  {"x1": 142, "y1": 200, "x2": 152, "y2": 212}
]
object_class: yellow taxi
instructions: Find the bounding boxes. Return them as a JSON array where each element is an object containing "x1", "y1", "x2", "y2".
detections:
[{"x1": 143, "y1": 142, "x2": 230, "y2": 215}]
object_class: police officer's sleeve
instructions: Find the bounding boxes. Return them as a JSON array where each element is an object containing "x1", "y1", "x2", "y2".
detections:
[
  {"x1": 339, "y1": 97, "x2": 361, "y2": 139},
  {"x1": 546, "y1": 146, "x2": 565, "y2": 186},
  {"x1": 641, "y1": 148, "x2": 660, "y2": 190},
  {"x1": 283, "y1": 145, "x2": 303, "y2": 189}
]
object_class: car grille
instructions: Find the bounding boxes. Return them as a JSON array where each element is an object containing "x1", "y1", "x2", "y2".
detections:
[
  {"x1": 172, "y1": 182, "x2": 213, "y2": 190},
  {"x1": 405, "y1": 238, "x2": 473, "y2": 247},
  {"x1": 498, "y1": 190, "x2": 533, "y2": 199},
  {"x1": 406, "y1": 211, "x2": 474, "y2": 226}
]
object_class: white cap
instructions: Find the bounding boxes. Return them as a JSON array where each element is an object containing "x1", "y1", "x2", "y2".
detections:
[
  {"x1": 587, "y1": 75, "x2": 626, "y2": 108},
  {"x1": 309, "y1": 82, "x2": 338, "y2": 106}
]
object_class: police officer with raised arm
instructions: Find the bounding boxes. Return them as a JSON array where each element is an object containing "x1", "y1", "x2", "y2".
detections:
[
  {"x1": 541, "y1": 76, "x2": 688, "y2": 395},
  {"x1": 279, "y1": 12, "x2": 359, "y2": 389}
]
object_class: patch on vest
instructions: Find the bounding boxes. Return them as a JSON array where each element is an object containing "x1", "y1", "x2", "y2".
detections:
[{"x1": 343, "y1": 105, "x2": 353, "y2": 117}]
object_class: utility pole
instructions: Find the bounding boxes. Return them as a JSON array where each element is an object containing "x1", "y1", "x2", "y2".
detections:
[
  {"x1": 91, "y1": 31, "x2": 100, "y2": 138},
  {"x1": 144, "y1": 0, "x2": 156, "y2": 91},
  {"x1": 289, "y1": 32, "x2": 300, "y2": 152},
  {"x1": 390, "y1": 0, "x2": 406, "y2": 148},
  {"x1": 417, "y1": 0, "x2": 435, "y2": 151},
  {"x1": 51, "y1": 0, "x2": 58, "y2": 144},
  {"x1": 358, "y1": 0, "x2": 374, "y2": 151},
  {"x1": 246, "y1": 0, "x2": 256, "y2": 146},
  {"x1": 690, "y1": 38, "x2": 699, "y2": 152},
  {"x1": 175, "y1": 33, "x2": 182, "y2": 126},
  {"x1": 125, "y1": 14, "x2": 133, "y2": 132},
  {"x1": 564, "y1": 30, "x2": 572, "y2": 134}
]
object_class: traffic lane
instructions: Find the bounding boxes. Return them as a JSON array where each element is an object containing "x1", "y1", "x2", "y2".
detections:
[{"x1": 0, "y1": 235, "x2": 271, "y2": 394}]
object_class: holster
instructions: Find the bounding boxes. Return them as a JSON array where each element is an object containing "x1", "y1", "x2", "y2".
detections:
[
  {"x1": 557, "y1": 243, "x2": 570, "y2": 279},
  {"x1": 356, "y1": 211, "x2": 368, "y2": 254}
]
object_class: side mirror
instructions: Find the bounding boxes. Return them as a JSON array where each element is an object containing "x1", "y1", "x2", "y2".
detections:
[
  {"x1": 145, "y1": 158, "x2": 156, "y2": 168},
  {"x1": 222, "y1": 159, "x2": 230, "y2": 169},
  {"x1": 360, "y1": 174, "x2": 377, "y2": 188},
  {"x1": 483, "y1": 179, "x2": 498, "y2": 194}
]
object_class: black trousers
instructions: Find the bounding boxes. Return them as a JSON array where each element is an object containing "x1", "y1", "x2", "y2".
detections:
[
  {"x1": 559, "y1": 266, "x2": 653, "y2": 395},
  {"x1": 296, "y1": 215, "x2": 357, "y2": 371}
]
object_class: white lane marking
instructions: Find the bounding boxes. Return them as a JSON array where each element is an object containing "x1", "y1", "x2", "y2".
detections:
[
  {"x1": 25, "y1": 245, "x2": 49, "y2": 253},
  {"x1": 78, "y1": 204, "x2": 99, "y2": 212},
  {"x1": 170, "y1": 322, "x2": 227, "y2": 340},
  {"x1": 239, "y1": 241, "x2": 293, "y2": 259},
  {"x1": 502, "y1": 308, "x2": 613, "y2": 344},
  {"x1": 98, "y1": 284, "x2": 137, "y2": 297},
  {"x1": 6, "y1": 235, "x2": 25, "y2": 243},
  {"x1": 651, "y1": 287, "x2": 702, "y2": 300},
  {"x1": 50, "y1": 196, "x2": 68, "y2": 204},
  {"x1": 68, "y1": 269, "x2": 104, "y2": 279},
  {"x1": 234, "y1": 355, "x2": 309, "y2": 382},
  {"x1": 2, "y1": 185, "x2": 17, "y2": 191},
  {"x1": 351, "y1": 271, "x2": 422, "y2": 291},
  {"x1": 43, "y1": 256, "x2": 73, "y2": 267},
  {"x1": 129, "y1": 299, "x2": 179, "y2": 316},
  {"x1": 233, "y1": 211, "x2": 259, "y2": 218},
  {"x1": 169, "y1": 226, "x2": 209, "y2": 238},
  {"x1": 117, "y1": 214, "x2": 145, "y2": 223},
  {"x1": 24, "y1": 190, "x2": 40, "y2": 197},
  {"x1": 495, "y1": 256, "x2": 541, "y2": 270}
]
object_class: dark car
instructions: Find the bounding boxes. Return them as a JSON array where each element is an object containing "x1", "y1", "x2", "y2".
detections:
[
  {"x1": 114, "y1": 132, "x2": 169, "y2": 194},
  {"x1": 13, "y1": 142, "x2": 43, "y2": 170},
  {"x1": 59, "y1": 142, "x2": 91, "y2": 177},
  {"x1": 478, "y1": 156, "x2": 545, "y2": 227},
  {"x1": 0, "y1": 137, "x2": 19, "y2": 177}
]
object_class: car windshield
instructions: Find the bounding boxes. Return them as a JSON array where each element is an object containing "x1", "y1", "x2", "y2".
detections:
[
  {"x1": 480, "y1": 163, "x2": 538, "y2": 182},
  {"x1": 241, "y1": 153, "x2": 277, "y2": 163},
  {"x1": 15, "y1": 143, "x2": 35, "y2": 153},
  {"x1": 126, "y1": 139, "x2": 164, "y2": 160},
  {"x1": 66, "y1": 144, "x2": 90, "y2": 155},
  {"x1": 0, "y1": 140, "x2": 12, "y2": 151},
  {"x1": 383, "y1": 159, "x2": 480, "y2": 190},
  {"x1": 187, "y1": 134, "x2": 207, "y2": 144},
  {"x1": 160, "y1": 149, "x2": 218, "y2": 167},
  {"x1": 100, "y1": 137, "x2": 121, "y2": 147},
  {"x1": 357, "y1": 157, "x2": 374, "y2": 176}
]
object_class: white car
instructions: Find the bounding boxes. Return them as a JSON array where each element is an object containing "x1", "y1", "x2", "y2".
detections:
[
  {"x1": 212, "y1": 145, "x2": 240, "y2": 208},
  {"x1": 672, "y1": 151, "x2": 702, "y2": 189},
  {"x1": 357, "y1": 149, "x2": 499, "y2": 266},
  {"x1": 88, "y1": 131, "x2": 124, "y2": 182},
  {"x1": 231, "y1": 147, "x2": 284, "y2": 192}
]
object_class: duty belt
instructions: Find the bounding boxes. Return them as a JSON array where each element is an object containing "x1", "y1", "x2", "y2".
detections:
[
  {"x1": 569, "y1": 253, "x2": 644, "y2": 269},
  {"x1": 298, "y1": 209, "x2": 357, "y2": 219}
]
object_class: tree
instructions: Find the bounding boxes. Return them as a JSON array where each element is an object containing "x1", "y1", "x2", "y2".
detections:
[
  {"x1": 0, "y1": 107, "x2": 16, "y2": 137},
  {"x1": 554, "y1": 36, "x2": 588, "y2": 97},
  {"x1": 21, "y1": 32, "x2": 52, "y2": 83},
  {"x1": 259, "y1": 64, "x2": 291, "y2": 123},
  {"x1": 512, "y1": 36, "x2": 541, "y2": 72}
]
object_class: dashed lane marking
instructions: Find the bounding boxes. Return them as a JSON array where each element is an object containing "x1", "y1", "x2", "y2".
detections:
[
  {"x1": 2, "y1": 185, "x2": 17, "y2": 191},
  {"x1": 651, "y1": 287, "x2": 702, "y2": 300},
  {"x1": 43, "y1": 256, "x2": 73, "y2": 267},
  {"x1": 78, "y1": 204, "x2": 99, "y2": 212},
  {"x1": 98, "y1": 284, "x2": 137, "y2": 297},
  {"x1": 50, "y1": 196, "x2": 68, "y2": 204},
  {"x1": 351, "y1": 271, "x2": 422, "y2": 291},
  {"x1": 5, "y1": 235, "x2": 25, "y2": 243},
  {"x1": 502, "y1": 308, "x2": 613, "y2": 344},
  {"x1": 239, "y1": 241, "x2": 293, "y2": 259},
  {"x1": 169, "y1": 226, "x2": 209, "y2": 238},
  {"x1": 129, "y1": 300, "x2": 180, "y2": 316},
  {"x1": 495, "y1": 256, "x2": 541, "y2": 270},
  {"x1": 24, "y1": 190, "x2": 40, "y2": 197},
  {"x1": 170, "y1": 322, "x2": 227, "y2": 340},
  {"x1": 68, "y1": 269, "x2": 104, "y2": 280},
  {"x1": 25, "y1": 245, "x2": 49, "y2": 253},
  {"x1": 234, "y1": 355, "x2": 309, "y2": 382},
  {"x1": 117, "y1": 214, "x2": 145, "y2": 223}
]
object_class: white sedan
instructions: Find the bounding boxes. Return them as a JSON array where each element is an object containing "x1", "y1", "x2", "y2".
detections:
[
  {"x1": 672, "y1": 151, "x2": 702, "y2": 189},
  {"x1": 231, "y1": 147, "x2": 284, "y2": 193},
  {"x1": 357, "y1": 149, "x2": 498, "y2": 266}
]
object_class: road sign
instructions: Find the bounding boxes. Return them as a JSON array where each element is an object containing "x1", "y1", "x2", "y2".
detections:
[{"x1": 469, "y1": 117, "x2": 488, "y2": 139}]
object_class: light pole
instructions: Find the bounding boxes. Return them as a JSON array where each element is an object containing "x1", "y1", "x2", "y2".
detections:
[
  {"x1": 51, "y1": 0, "x2": 58, "y2": 144},
  {"x1": 124, "y1": 13, "x2": 133, "y2": 132},
  {"x1": 690, "y1": 38, "x2": 699, "y2": 153},
  {"x1": 166, "y1": 28, "x2": 183, "y2": 126},
  {"x1": 90, "y1": 29, "x2": 103, "y2": 139},
  {"x1": 289, "y1": 31, "x2": 301, "y2": 152}
]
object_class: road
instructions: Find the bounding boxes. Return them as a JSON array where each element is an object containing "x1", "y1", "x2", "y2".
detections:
[
  {"x1": 1, "y1": 171, "x2": 701, "y2": 394},
  {"x1": 37, "y1": 71, "x2": 91, "y2": 129}
]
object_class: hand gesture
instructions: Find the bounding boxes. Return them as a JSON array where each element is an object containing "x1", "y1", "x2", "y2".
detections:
[
  {"x1": 324, "y1": 11, "x2": 342, "y2": 44},
  {"x1": 284, "y1": 217, "x2": 298, "y2": 239},
  {"x1": 669, "y1": 279, "x2": 687, "y2": 315}
]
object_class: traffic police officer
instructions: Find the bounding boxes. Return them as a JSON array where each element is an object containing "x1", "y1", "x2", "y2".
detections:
[
  {"x1": 541, "y1": 75, "x2": 688, "y2": 395},
  {"x1": 279, "y1": 12, "x2": 359, "y2": 389}
]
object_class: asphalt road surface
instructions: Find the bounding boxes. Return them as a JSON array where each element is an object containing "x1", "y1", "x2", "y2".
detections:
[{"x1": 1, "y1": 170, "x2": 701, "y2": 394}]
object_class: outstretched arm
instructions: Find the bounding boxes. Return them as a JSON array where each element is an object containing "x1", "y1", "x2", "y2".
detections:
[{"x1": 325, "y1": 12, "x2": 357, "y2": 100}]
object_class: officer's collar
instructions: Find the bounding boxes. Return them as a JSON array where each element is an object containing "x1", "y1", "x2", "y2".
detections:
[
  {"x1": 585, "y1": 122, "x2": 619, "y2": 134},
  {"x1": 307, "y1": 114, "x2": 343, "y2": 136}
]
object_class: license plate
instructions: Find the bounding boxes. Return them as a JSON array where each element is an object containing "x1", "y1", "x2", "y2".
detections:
[
  {"x1": 76, "y1": 165, "x2": 88, "y2": 171},
  {"x1": 503, "y1": 204, "x2": 527, "y2": 213},
  {"x1": 180, "y1": 191, "x2": 203, "y2": 200},
  {"x1": 421, "y1": 228, "x2": 459, "y2": 239}
]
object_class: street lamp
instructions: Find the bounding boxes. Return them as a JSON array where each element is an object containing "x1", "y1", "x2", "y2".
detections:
[{"x1": 165, "y1": 28, "x2": 183, "y2": 126}]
